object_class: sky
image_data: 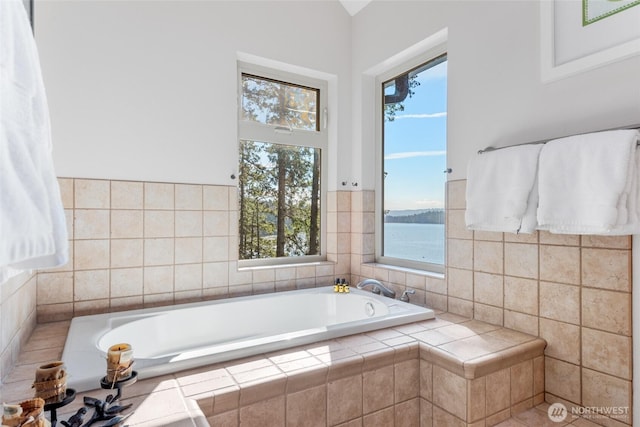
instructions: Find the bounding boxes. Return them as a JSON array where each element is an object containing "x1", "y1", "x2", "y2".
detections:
[{"x1": 383, "y1": 60, "x2": 447, "y2": 211}]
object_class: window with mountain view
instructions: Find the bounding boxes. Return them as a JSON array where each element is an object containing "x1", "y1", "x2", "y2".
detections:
[
  {"x1": 381, "y1": 54, "x2": 447, "y2": 272},
  {"x1": 238, "y1": 68, "x2": 326, "y2": 264}
]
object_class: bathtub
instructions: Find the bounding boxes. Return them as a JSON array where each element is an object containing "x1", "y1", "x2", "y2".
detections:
[{"x1": 62, "y1": 286, "x2": 434, "y2": 392}]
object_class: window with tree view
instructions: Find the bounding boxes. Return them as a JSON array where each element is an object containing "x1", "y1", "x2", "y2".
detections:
[
  {"x1": 238, "y1": 71, "x2": 324, "y2": 262},
  {"x1": 382, "y1": 54, "x2": 447, "y2": 271}
]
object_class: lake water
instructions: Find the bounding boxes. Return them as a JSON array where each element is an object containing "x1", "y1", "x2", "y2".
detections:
[{"x1": 384, "y1": 223, "x2": 445, "y2": 264}]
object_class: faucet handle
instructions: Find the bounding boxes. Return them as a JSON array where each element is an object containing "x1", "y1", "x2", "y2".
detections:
[{"x1": 400, "y1": 289, "x2": 416, "y2": 302}]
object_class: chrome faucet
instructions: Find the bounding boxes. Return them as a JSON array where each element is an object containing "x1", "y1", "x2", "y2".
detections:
[{"x1": 356, "y1": 279, "x2": 396, "y2": 299}]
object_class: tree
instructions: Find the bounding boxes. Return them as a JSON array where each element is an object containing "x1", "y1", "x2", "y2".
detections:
[{"x1": 238, "y1": 75, "x2": 320, "y2": 259}]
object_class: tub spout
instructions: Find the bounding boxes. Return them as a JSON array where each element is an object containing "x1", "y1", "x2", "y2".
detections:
[{"x1": 356, "y1": 279, "x2": 396, "y2": 299}]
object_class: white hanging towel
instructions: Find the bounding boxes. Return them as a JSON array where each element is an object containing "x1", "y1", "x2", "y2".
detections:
[
  {"x1": 537, "y1": 129, "x2": 640, "y2": 235},
  {"x1": 465, "y1": 143, "x2": 543, "y2": 233},
  {"x1": 0, "y1": 0, "x2": 68, "y2": 283}
]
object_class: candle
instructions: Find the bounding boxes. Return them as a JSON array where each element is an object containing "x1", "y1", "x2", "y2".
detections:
[
  {"x1": 106, "y1": 343, "x2": 134, "y2": 383},
  {"x1": 32, "y1": 361, "x2": 67, "y2": 404}
]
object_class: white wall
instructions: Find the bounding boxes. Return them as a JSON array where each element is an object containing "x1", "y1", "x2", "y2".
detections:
[
  {"x1": 35, "y1": 0, "x2": 352, "y2": 189},
  {"x1": 351, "y1": 0, "x2": 640, "y2": 185}
]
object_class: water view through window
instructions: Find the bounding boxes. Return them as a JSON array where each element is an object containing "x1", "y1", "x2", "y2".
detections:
[{"x1": 382, "y1": 55, "x2": 447, "y2": 266}]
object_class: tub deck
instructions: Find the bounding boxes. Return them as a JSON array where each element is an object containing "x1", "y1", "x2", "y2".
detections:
[{"x1": 1, "y1": 313, "x2": 576, "y2": 427}]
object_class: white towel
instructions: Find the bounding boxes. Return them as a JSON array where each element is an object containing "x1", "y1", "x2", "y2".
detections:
[
  {"x1": 537, "y1": 129, "x2": 640, "y2": 235},
  {"x1": 0, "y1": 0, "x2": 68, "y2": 283},
  {"x1": 465, "y1": 143, "x2": 543, "y2": 233}
]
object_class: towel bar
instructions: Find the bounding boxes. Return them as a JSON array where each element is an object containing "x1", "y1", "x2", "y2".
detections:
[{"x1": 478, "y1": 124, "x2": 640, "y2": 155}]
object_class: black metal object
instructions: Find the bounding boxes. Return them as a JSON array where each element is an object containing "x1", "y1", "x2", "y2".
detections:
[
  {"x1": 44, "y1": 388, "x2": 76, "y2": 427},
  {"x1": 55, "y1": 371, "x2": 137, "y2": 427}
]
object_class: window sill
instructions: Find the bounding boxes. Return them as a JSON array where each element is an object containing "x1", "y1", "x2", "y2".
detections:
[{"x1": 361, "y1": 262, "x2": 445, "y2": 281}]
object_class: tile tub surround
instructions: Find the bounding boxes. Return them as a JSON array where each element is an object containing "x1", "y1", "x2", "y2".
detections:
[
  {"x1": 3, "y1": 313, "x2": 548, "y2": 426},
  {"x1": 350, "y1": 184, "x2": 633, "y2": 425},
  {"x1": 37, "y1": 178, "x2": 347, "y2": 323},
  {"x1": 0, "y1": 270, "x2": 37, "y2": 387}
]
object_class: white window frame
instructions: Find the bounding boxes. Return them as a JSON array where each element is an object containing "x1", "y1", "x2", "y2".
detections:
[
  {"x1": 374, "y1": 43, "x2": 448, "y2": 274},
  {"x1": 237, "y1": 61, "x2": 328, "y2": 267}
]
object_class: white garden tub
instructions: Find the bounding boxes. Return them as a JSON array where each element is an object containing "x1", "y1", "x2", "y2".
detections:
[{"x1": 62, "y1": 286, "x2": 434, "y2": 392}]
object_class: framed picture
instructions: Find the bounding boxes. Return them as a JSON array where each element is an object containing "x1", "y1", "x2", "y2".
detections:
[{"x1": 540, "y1": 0, "x2": 640, "y2": 82}]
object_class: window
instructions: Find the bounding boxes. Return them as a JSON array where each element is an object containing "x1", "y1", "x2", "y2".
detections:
[
  {"x1": 378, "y1": 53, "x2": 447, "y2": 273},
  {"x1": 238, "y1": 64, "x2": 327, "y2": 265}
]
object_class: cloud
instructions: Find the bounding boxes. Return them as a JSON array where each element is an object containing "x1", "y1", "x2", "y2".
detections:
[
  {"x1": 393, "y1": 112, "x2": 447, "y2": 120},
  {"x1": 384, "y1": 150, "x2": 446, "y2": 160}
]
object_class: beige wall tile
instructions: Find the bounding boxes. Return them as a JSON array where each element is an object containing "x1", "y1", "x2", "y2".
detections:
[
  {"x1": 582, "y1": 328, "x2": 631, "y2": 380},
  {"x1": 144, "y1": 182, "x2": 174, "y2": 210},
  {"x1": 582, "y1": 248, "x2": 630, "y2": 292},
  {"x1": 74, "y1": 239, "x2": 110, "y2": 270},
  {"x1": 74, "y1": 209, "x2": 110, "y2": 239},
  {"x1": 110, "y1": 268, "x2": 143, "y2": 298},
  {"x1": 533, "y1": 356, "x2": 544, "y2": 396},
  {"x1": 336, "y1": 191, "x2": 351, "y2": 212},
  {"x1": 432, "y1": 405, "x2": 465, "y2": 427},
  {"x1": 362, "y1": 365, "x2": 393, "y2": 414},
  {"x1": 447, "y1": 209, "x2": 473, "y2": 240},
  {"x1": 467, "y1": 377, "x2": 485, "y2": 422},
  {"x1": 474, "y1": 230, "x2": 503, "y2": 242},
  {"x1": 485, "y1": 368, "x2": 510, "y2": 415},
  {"x1": 394, "y1": 398, "x2": 419, "y2": 427},
  {"x1": 144, "y1": 210, "x2": 175, "y2": 238},
  {"x1": 286, "y1": 385, "x2": 326, "y2": 427},
  {"x1": 582, "y1": 288, "x2": 631, "y2": 336},
  {"x1": 111, "y1": 181, "x2": 143, "y2": 209},
  {"x1": 144, "y1": 238, "x2": 174, "y2": 266},
  {"x1": 37, "y1": 272, "x2": 73, "y2": 304},
  {"x1": 473, "y1": 240, "x2": 503, "y2": 274},
  {"x1": 433, "y1": 366, "x2": 466, "y2": 420},
  {"x1": 582, "y1": 369, "x2": 631, "y2": 419},
  {"x1": 111, "y1": 210, "x2": 143, "y2": 239},
  {"x1": 176, "y1": 211, "x2": 203, "y2": 237},
  {"x1": 446, "y1": 180, "x2": 466, "y2": 209},
  {"x1": 447, "y1": 268, "x2": 472, "y2": 300},
  {"x1": 539, "y1": 231, "x2": 579, "y2": 246},
  {"x1": 504, "y1": 276, "x2": 538, "y2": 315},
  {"x1": 57, "y1": 178, "x2": 74, "y2": 209},
  {"x1": 175, "y1": 184, "x2": 202, "y2": 210},
  {"x1": 175, "y1": 238, "x2": 203, "y2": 264},
  {"x1": 473, "y1": 272, "x2": 503, "y2": 306},
  {"x1": 74, "y1": 269, "x2": 109, "y2": 301},
  {"x1": 327, "y1": 375, "x2": 362, "y2": 425},
  {"x1": 540, "y1": 245, "x2": 580, "y2": 285},
  {"x1": 363, "y1": 407, "x2": 393, "y2": 427},
  {"x1": 143, "y1": 266, "x2": 174, "y2": 294},
  {"x1": 539, "y1": 282, "x2": 580, "y2": 325},
  {"x1": 504, "y1": 231, "x2": 538, "y2": 244},
  {"x1": 581, "y1": 235, "x2": 631, "y2": 249},
  {"x1": 447, "y1": 297, "x2": 473, "y2": 318},
  {"x1": 239, "y1": 395, "x2": 284, "y2": 427},
  {"x1": 74, "y1": 298, "x2": 109, "y2": 316},
  {"x1": 420, "y1": 360, "x2": 432, "y2": 402},
  {"x1": 545, "y1": 357, "x2": 581, "y2": 404},
  {"x1": 174, "y1": 264, "x2": 203, "y2": 292},
  {"x1": 204, "y1": 211, "x2": 230, "y2": 236},
  {"x1": 539, "y1": 318, "x2": 580, "y2": 365},
  {"x1": 504, "y1": 310, "x2": 539, "y2": 336},
  {"x1": 75, "y1": 179, "x2": 109, "y2": 209},
  {"x1": 395, "y1": 359, "x2": 419, "y2": 402},
  {"x1": 447, "y1": 239, "x2": 473, "y2": 270},
  {"x1": 203, "y1": 262, "x2": 229, "y2": 288},
  {"x1": 203, "y1": 185, "x2": 230, "y2": 211},
  {"x1": 111, "y1": 239, "x2": 143, "y2": 268},
  {"x1": 474, "y1": 303, "x2": 503, "y2": 326},
  {"x1": 504, "y1": 243, "x2": 538, "y2": 279}
]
